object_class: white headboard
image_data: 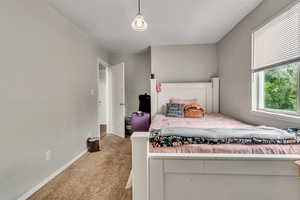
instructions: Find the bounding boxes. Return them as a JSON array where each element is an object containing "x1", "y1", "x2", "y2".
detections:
[{"x1": 150, "y1": 78, "x2": 220, "y2": 117}]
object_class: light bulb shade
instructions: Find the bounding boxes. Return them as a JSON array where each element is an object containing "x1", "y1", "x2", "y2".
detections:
[{"x1": 131, "y1": 14, "x2": 148, "y2": 32}]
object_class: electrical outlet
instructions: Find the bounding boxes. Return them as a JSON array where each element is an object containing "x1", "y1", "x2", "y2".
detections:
[{"x1": 46, "y1": 150, "x2": 51, "y2": 161}]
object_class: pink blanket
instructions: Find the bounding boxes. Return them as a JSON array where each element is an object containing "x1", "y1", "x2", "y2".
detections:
[
  {"x1": 150, "y1": 113, "x2": 252, "y2": 130},
  {"x1": 149, "y1": 114, "x2": 300, "y2": 155}
]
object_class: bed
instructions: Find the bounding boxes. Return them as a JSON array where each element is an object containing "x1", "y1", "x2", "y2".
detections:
[
  {"x1": 149, "y1": 113, "x2": 300, "y2": 155},
  {"x1": 131, "y1": 77, "x2": 300, "y2": 200}
]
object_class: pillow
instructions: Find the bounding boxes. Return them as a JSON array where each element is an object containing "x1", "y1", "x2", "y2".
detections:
[
  {"x1": 166, "y1": 103, "x2": 185, "y2": 118},
  {"x1": 184, "y1": 104, "x2": 205, "y2": 118},
  {"x1": 170, "y1": 98, "x2": 197, "y2": 105}
]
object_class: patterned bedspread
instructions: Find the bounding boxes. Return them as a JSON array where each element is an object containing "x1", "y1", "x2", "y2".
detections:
[{"x1": 150, "y1": 129, "x2": 300, "y2": 148}]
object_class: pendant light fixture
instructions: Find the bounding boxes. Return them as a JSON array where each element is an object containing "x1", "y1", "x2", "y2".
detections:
[{"x1": 131, "y1": 0, "x2": 148, "y2": 32}]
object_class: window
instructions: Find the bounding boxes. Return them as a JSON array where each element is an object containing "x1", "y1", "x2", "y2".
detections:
[
  {"x1": 258, "y1": 62, "x2": 299, "y2": 114},
  {"x1": 252, "y1": 2, "x2": 300, "y2": 118}
]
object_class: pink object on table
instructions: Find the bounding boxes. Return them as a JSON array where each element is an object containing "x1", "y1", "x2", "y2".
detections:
[{"x1": 156, "y1": 83, "x2": 161, "y2": 93}]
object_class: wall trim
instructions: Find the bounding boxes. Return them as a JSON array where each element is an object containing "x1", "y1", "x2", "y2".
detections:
[{"x1": 18, "y1": 150, "x2": 87, "y2": 200}]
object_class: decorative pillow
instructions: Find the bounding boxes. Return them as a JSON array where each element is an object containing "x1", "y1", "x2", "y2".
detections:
[
  {"x1": 166, "y1": 103, "x2": 185, "y2": 118},
  {"x1": 184, "y1": 104, "x2": 205, "y2": 118},
  {"x1": 170, "y1": 98, "x2": 197, "y2": 105}
]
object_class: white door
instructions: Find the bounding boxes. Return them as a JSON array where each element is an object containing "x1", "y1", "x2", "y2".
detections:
[
  {"x1": 111, "y1": 63, "x2": 125, "y2": 137},
  {"x1": 98, "y1": 68, "x2": 106, "y2": 125}
]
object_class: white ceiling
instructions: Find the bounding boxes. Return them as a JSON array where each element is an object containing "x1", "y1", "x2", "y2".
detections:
[{"x1": 48, "y1": 0, "x2": 263, "y2": 54}]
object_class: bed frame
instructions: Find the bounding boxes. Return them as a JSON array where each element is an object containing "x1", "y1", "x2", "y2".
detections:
[
  {"x1": 150, "y1": 77, "x2": 220, "y2": 117},
  {"x1": 131, "y1": 77, "x2": 300, "y2": 200}
]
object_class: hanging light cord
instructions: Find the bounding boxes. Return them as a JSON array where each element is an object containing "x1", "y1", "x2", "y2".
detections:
[{"x1": 138, "y1": 0, "x2": 141, "y2": 14}]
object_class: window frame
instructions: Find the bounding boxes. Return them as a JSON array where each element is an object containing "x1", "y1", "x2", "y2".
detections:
[
  {"x1": 252, "y1": 62, "x2": 300, "y2": 118},
  {"x1": 251, "y1": 1, "x2": 300, "y2": 120},
  {"x1": 258, "y1": 63, "x2": 300, "y2": 115}
]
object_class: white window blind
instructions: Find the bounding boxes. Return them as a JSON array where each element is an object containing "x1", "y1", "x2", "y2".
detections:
[{"x1": 252, "y1": 2, "x2": 300, "y2": 72}]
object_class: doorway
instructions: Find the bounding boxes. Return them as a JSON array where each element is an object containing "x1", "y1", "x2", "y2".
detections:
[
  {"x1": 97, "y1": 59, "x2": 109, "y2": 138},
  {"x1": 97, "y1": 59, "x2": 125, "y2": 138}
]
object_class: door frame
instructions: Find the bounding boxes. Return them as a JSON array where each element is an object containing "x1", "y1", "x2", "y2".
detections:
[{"x1": 97, "y1": 58, "x2": 112, "y2": 134}]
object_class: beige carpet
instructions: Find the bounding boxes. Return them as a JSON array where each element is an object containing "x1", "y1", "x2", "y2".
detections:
[{"x1": 28, "y1": 134, "x2": 132, "y2": 200}]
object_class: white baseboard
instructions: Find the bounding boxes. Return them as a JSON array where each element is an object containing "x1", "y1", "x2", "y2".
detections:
[{"x1": 18, "y1": 149, "x2": 87, "y2": 200}]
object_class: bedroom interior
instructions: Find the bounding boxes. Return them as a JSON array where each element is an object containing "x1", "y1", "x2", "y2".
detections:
[{"x1": 1, "y1": 0, "x2": 300, "y2": 200}]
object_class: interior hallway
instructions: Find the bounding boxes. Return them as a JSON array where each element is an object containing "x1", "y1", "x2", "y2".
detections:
[{"x1": 28, "y1": 135, "x2": 132, "y2": 200}]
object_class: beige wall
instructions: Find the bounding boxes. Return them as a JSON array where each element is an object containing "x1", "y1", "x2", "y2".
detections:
[
  {"x1": 151, "y1": 44, "x2": 218, "y2": 83},
  {"x1": 217, "y1": 0, "x2": 299, "y2": 128},
  {"x1": 109, "y1": 49, "x2": 151, "y2": 116},
  {"x1": 0, "y1": 0, "x2": 108, "y2": 199}
]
